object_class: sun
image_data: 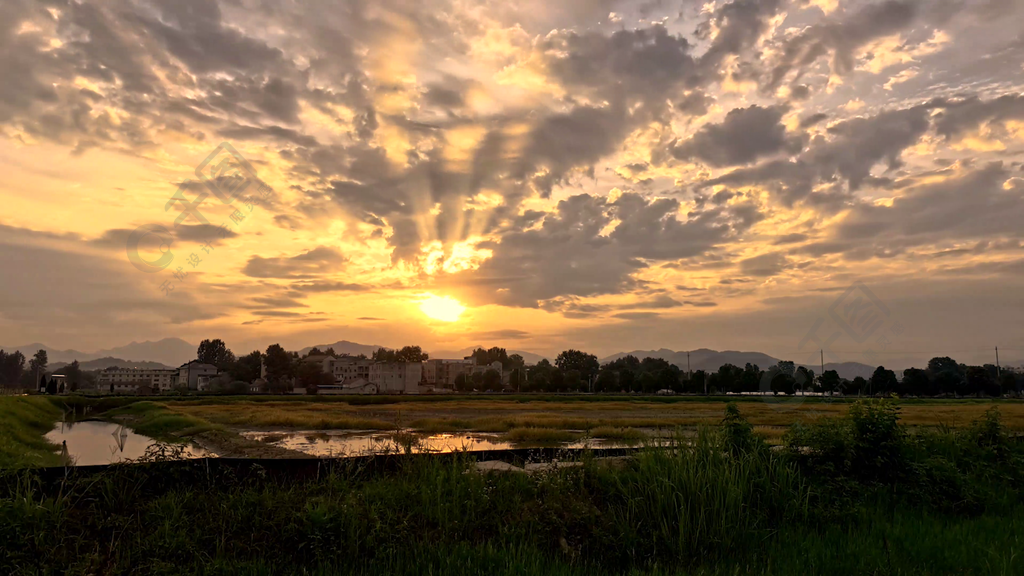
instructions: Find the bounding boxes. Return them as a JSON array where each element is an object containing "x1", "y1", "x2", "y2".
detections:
[{"x1": 419, "y1": 294, "x2": 466, "y2": 322}]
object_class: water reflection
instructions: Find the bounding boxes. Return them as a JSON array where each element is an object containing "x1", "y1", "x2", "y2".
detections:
[
  {"x1": 46, "y1": 420, "x2": 208, "y2": 466},
  {"x1": 241, "y1": 430, "x2": 630, "y2": 458}
]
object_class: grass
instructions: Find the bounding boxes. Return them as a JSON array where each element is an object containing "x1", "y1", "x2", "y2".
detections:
[
  {"x1": 588, "y1": 426, "x2": 647, "y2": 442},
  {"x1": 103, "y1": 401, "x2": 221, "y2": 440},
  {"x1": 0, "y1": 397, "x2": 63, "y2": 468},
  {"x1": 2, "y1": 401, "x2": 1022, "y2": 574},
  {"x1": 502, "y1": 427, "x2": 582, "y2": 444}
]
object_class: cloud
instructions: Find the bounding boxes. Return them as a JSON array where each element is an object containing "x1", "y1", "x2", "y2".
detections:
[
  {"x1": 443, "y1": 191, "x2": 760, "y2": 309},
  {"x1": 739, "y1": 252, "x2": 790, "y2": 277},
  {"x1": 90, "y1": 224, "x2": 239, "y2": 249},
  {"x1": 671, "y1": 105, "x2": 803, "y2": 167},
  {"x1": 241, "y1": 246, "x2": 348, "y2": 279}
]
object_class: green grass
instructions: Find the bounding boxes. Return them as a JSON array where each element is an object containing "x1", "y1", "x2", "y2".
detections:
[
  {"x1": 0, "y1": 397, "x2": 63, "y2": 468},
  {"x1": 102, "y1": 401, "x2": 221, "y2": 440}
]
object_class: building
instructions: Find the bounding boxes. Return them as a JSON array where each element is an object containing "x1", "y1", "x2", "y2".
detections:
[
  {"x1": 98, "y1": 367, "x2": 179, "y2": 393},
  {"x1": 329, "y1": 355, "x2": 372, "y2": 384},
  {"x1": 369, "y1": 362, "x2": 423, "y2": 394},
  {"x1": 423, "y1": 358, "x2": 474, "y2": 388},
  {"x1": 177, "y1": 361, "x2": 219, "y2": 391}
]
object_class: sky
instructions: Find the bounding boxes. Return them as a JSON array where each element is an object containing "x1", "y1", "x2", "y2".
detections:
[{"x1": 2, "y1": 0, "x2": 1024, "y2": 368}]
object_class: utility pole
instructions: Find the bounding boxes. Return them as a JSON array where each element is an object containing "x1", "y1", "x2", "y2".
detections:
[
  {"x1": 996, "y1": 346, "x2": 1001, "y2": 378},
  {"x1": 820, "y1": 349, "x2": 824, "y2": 375},
  {"x1": 687, "y1": 351, "x2": 691, "y2": 380}
]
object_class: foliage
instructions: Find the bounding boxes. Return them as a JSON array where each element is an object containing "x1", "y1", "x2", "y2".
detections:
[
  {"x1": 197, "y1": 338, "x2": 236, "y2": 369},
  {"x1": 0, "y1": 397, "x2": 63, "y2": 468},
  {"x1": 0, "y1": 350, "x2": 25, "y2": 389},
  {"x1": 374, "y1": 346, "x2": 429, "y2": 363}
]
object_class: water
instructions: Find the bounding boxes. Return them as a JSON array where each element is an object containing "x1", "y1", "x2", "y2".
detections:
[
  {"x1": 46, "y1": 420, "x2": 208, "y2": 466},
  {"x1": 241, "y1": 430, "x2": 635, "y2": 457}
]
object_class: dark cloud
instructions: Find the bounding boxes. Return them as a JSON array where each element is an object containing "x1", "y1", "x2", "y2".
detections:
[
  {"x1": 544, "y1": 25, "x2": 699, "y2": 107},
  {"x1": 739, "y1": 252, "x2": 790, "y2": 277},
  {"x1": 766, "y1": 0, "x2": 928, "y2": 90},
  {"x1": 933, "y1": 94, "x2": 1024, "y2": 140},
  {"x1": 90, "y1": 223, "x2": 238, "y2": 249},
  {"x1": 144, "y1": 0, "x2": 285, "y2": 74},
  {"x1": 671, "y1": 105, "x2": 802, "y2": 167},
  {"x1": 241, "y1": 246, "x2": 347, "y2": 279},
  {"x1": 442, "y1": 191, "x2": 761, "y2": 308},
  {"x1": 290, "y1": 280, "x2": 370, "y2": 293},
  {"x1": 613, "y1": 312, "x2": 661, "y2": 321},
  {"x1": 698, "y1": 0, "x2": 785, "y2": 71},
  {"x1": 834, "y1": 162, "x2": 1024, "y2": 248}
]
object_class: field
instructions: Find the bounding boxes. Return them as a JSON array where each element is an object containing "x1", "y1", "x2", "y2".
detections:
[
  {"x1": 135, "y1": 395, "x2": 1024, "y2": 447},
  {"x1": 1, "y1": 398, "x2": 1022, "y2": 575},
  {"x1": 4, "y1": 395, "x2": 1024, "y2": 461}
]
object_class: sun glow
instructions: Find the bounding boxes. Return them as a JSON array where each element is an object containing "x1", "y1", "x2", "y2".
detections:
[{"x1": 419, "y1": 294, "x2": 466, "y2": 322}]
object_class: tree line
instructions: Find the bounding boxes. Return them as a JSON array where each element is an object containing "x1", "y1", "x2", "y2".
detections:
[{"x1": 5, "y1": 339, "x2": 1021, "y2": 398}]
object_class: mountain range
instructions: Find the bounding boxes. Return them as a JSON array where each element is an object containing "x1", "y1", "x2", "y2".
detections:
[
  {"x1": 2, "y1": 338, "x2": 196, "y2": 368},
  {"x1": 600, "y1": 348, "x2": 880, "y2": 381},
  {"x1": 50, "y1": 357, "x2": 177, "y2": 372}
]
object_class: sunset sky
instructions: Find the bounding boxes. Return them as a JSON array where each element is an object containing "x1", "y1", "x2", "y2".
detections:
[{"x1": 2, "y1": 0, "x2": 1024, "y2": 367}]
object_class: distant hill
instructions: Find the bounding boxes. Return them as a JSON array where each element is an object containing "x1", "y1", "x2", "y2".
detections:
[
  {"x1": 297, "y1": 340, "x2": 383, "y2": 358},
  {"x1": 51, "y1": 357, "x2": 177, "y2": 372},
  {"x1": 429, "y1": 346, "x2": 549, "y2": 365},
  {"x1": 600, "y1": 348, "x2": 879, "y2": 381},
  {"x1": 3, "y1": 338, "x2": 195, "y2": 367}
]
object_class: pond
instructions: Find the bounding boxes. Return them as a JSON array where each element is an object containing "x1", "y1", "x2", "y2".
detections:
[
  {"x1": 46, "y1": 420, "x2": 209, "y2": 466},
  {"x1": 240, "y1": 430, "x2": 638, "y2": 458}
]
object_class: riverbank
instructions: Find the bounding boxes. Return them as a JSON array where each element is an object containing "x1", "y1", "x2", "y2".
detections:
[
  {"x1": 1, "y1": 400, "x2": 1021, "y2": 575},
  {"x1": 0, "y1": 397, "x2": 63, "y2": 468}
]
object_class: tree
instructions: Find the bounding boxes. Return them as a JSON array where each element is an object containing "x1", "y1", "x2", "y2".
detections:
[
  {"x1": 900, "y1": 368, "x2": 931, "y2": 396},
  {"x1": 0, "y1": 350, "x2": 25, "y2": 388},
  {"x1": 46, "y1": 377, "x2": 58, "y2": 395},
  {"x1": 927, "y1": 356, "x2": 962, "y2": 395},
  {"x1": 231, "y1": 351, "x2": 263, "y2": 383},
  {"x1": 264, "y1": 344, "x2": 294, "y2": 391},
  {"x1": 555, "y1": 349, "x2": 599, "y2": 380},
  {"x1": 482, "y1": 368, "x2": 502, "y2": 391},
  {"x1": 819, "y1": 370, "x2": 841, "y2": 395},
  {"x1": 776, "y1": 360, "x2": 795, "y2": 377},
  {"x1": 595, "y1": 368, "x2": 617, "y2": 393},
  {"x1": 965, "y1": 365, "x2": 996, "y2": 397},
  {"x1": 373, "y1": 346, "x2": 429, "y2": 363},
  {"x1": 197, "y1": 339, "x2": 236, "y2": 370},
  {"x1": 715, "y1": 364, "x2": 743, "y2": 394},
  {"x1": 795, "y1": 366, "x2": 815, "y2": 394},
  {"x1": 305, "y1": 347, "x2": 324, "y2": 357},
  {"x1": 850, "y1": 376, "x2": 867, "y2": 396},
  {"x1": 869, "y1": 366, "x2": 898, "y2": 396},
  {"x1": 295, "y1": 361, "x2": 333, "y2": 395},
  {"x1": 66, "y1": 360, "x2": 82, "y2": 392},
  {"x1": 29, "y1": 349, "x2": 48, "y2": 377},
  {"x1": 454, "y1": 373, "x2": 470, "y2": 392}
]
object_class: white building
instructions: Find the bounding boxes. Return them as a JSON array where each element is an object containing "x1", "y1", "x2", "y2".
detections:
[
  {"x1": 177, "y1": 361, "x2": 219, "y2": 390},
  {"x1": 98, "y1": 368, "x2": 178, "y2": 392},
  {"x1": 329, "y1": 356, "x2": 372, "y2": 384},
  {"x1": 369, "y1": 362, "x2": 423, "y2": 394},
  {"x1": 423, "y1": 358, "x2": 474, "y2": 388}
]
